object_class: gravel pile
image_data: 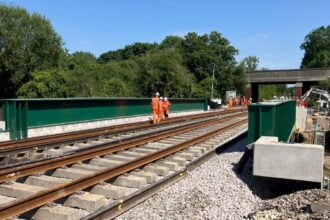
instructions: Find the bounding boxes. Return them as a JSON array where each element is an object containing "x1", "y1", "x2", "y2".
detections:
[
  {"x1": 249, "y1": 189, "x2": 330, "y2": 219},
  {"x1": 116, "y1": 139, "x2": 260, "y2": 220}
]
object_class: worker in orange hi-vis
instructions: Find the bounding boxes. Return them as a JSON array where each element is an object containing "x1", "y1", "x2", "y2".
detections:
[
  {"x1": 235, "y1": 97, "x2": 240, "y2": 106},
  {"x1": 228, "y1": 97, "x2": 233, "y2": 110},
  {"x1": 240, "y1": 96, "x2": 244, "y2": 106},
  {"x1": 151, "y1": 92, "x2": 160, "y2": 123},
  {"x1": 163, "y1": 97, "x2": 171, "y2": 118},
  {"x1": 158, "y1": 97, "x2": 165, "y2": 122}
]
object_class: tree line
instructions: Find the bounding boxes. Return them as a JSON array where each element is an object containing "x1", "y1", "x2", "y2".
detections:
[
  {"x1": 0, "y1": 4, "x2": 248, "y2": 100},
  {"x1": 0, "y1": 4, "x2": 329, "y2": 100}
]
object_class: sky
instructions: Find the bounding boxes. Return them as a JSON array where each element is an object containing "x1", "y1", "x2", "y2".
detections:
[{"x1": 2, "y1": 0, "x2": 330, "y2": 69}]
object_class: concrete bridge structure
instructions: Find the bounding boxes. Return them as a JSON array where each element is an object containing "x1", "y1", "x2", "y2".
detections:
[{"x1": 246, "y1": 68, "x2": 330, "y2": 102}]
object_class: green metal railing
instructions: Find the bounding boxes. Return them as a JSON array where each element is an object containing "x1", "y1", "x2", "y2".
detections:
[
  {"x1": 0, "y1": 98, "x2": 207, "y2": 140},
  {"x1": 248, "y1": 100, "x2": 296, "y2": 144}
]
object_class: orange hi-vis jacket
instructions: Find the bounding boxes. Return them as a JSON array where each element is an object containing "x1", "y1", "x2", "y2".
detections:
[
  {"x1": 151, "y1": 97, "x2": 159, "y2": 113},
  {"x1": 158, "y1": 100, "x2": 164, "y2": 114},
  {"x1": 163, "y1": 100, "x2": 171, "y2": 112}
]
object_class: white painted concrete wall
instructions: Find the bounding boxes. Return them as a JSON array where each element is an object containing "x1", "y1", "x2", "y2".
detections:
[
  {"x1": 253, "y1": 136, "x2": 324, "y2": 183},
  {"x1": 0, "y1": 131, "x2": 9, "y2": 141}
]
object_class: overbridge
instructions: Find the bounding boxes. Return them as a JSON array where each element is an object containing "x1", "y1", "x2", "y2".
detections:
[{"x1": 246, "y1": 68, "x2": 330, "y2": 102}]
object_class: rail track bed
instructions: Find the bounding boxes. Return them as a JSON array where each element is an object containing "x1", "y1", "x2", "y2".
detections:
[
  {"x1": 0, "y1": 110, "x2": 247, "y2": 220},
  {"x1": 0, "y1": 109, "x2": 244, "y2": 168}
]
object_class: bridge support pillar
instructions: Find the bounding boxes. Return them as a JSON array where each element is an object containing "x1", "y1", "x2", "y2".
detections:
[
  {"x1": 245, "y1": 84, "x2": 251, "y2": 99},
  {"x1": 295, "y1": 82, "x2": 303, "y2": 98},
  {"x1": 251, "y1": 83, "x2": 259, "y2": 103}
]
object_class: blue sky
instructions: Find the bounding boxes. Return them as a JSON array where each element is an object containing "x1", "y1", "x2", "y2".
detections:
[{"x1": 3, "y1": 0, "x2": 330, "y2": 69}]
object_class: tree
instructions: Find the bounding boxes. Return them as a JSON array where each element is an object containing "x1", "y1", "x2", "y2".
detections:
[
  {"x1": 98, "y1": 42, "x2": 158, "y2": 63},
  {"x1": 182, "y1": 31, "x2": 238, "y2": 82},
  {"x1": 159, "y1": 36, "x2": 183, "y2": 49},
  {"x1": 16, "y1": 70, "x2": 67, "y2": 98},
  {"x1": 243, "y1": 56, "x2": 259, "y2": 71},
  {"x1": 301, "y1": 26, "x2": 330, "y2": 68},
  {"x1": 0, "y1": 4, "x2": 65, "y2": 98},
  {"x1": 66, "y1": 52, "x2": 100, "y2": 96},
  {"x1": 138, "y1": 49, "x2": 194, "y2": 97}
]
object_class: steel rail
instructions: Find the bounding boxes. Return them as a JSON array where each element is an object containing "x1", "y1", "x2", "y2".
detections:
[
  {"x1": 0, "y1": 118, "x2": 247, "y2": 219},
  {"x1": 0, "y1": 108, "x2": 245, "y2": 153},
  {"x1": 86, "y1": 128, "x2": 248, "y2": 220},
  {"x1": 0, "y1": 112, "x2": 247, "y2": 182}
]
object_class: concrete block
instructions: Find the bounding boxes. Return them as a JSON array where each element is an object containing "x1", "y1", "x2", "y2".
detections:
[
  {"x1": 184, "y1": 148, "x2": 203, "y2": 157},
  {"x1": 28, "y1": 151, "x2": 45, "y2": 160},
  {"x1": 160, "y1": 139, "x2": 181, "y2": 144},
  {"x1": 155, "y1": 160, "x2": 179, "y2": 171},
  {"x1": 113, "y1": 174, "x2": 147, "y2": 189},
  {"x1": 25, "y1": 175, "x2": 70, "y2": 188},
  {"x1": 33, "y1": 205, "x2": 81, "y2": 220},
  {"x1": 104, "y1": 154, "x2": 136, "y2": 162},
  {"x1": 89, "y1": 158, "x2": 123, "y2": 168},
  {"x1": 91, "y1": 184, "x2": 125, "y2": 199},
  {"x1": 52, "y1": 168, "x2": 94, "y2": 180},
  {"x1": 174, "y1": 152, "x2": 194, "y2": 160},
  {"x1": 0, "y1": 182, "x2": 46, "y2": 199},
  {"x1": 71, "y1": 163, "x2": 106, "y2": 172},
  {"x1": 64, "y1": 192, "x2": 108, "y2": 211},
  {"x1": 117, "y1": 151, "x2": 146, "y2": 158},
  {"x1": 166, "y1": 156, "x2": 188, "y2": 166},
  {"x1": 131, "y1": 147, "x2": 157, "y2": 154},
  {"x1": 62, "y1": 145, "x2": 79, "y2": 152},
  {"x1": 253, "y1": 136, "x2": 324, "y2": 183},
  {"x1": 46, "y1": 148, "x2": 63, "y2": 157},
  {"x1": 130, "y1": 170, "x2": 157, "y2": 183},
  {"x1": 0, "y1": 195, "x2": 16, "y2": 206},
  {"x1": 145, "y1": 143, "x2": 169, "y2": 150},
  {"x1": 144, "y1": 164, "x2": 169, "y2": 176}
]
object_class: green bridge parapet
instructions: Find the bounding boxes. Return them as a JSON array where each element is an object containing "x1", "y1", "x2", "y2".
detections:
[{"x1": 0, "y1": 97, "x2": 208, "y2": 140}]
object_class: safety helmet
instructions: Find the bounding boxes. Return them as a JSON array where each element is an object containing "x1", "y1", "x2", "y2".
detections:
[
  {"x1": 155, "y1": 92, "x2": 160, "y2": 96},
  {"x1": 164, "y1": 97, "x2": 168, "y2": 101},
  {"x1": 160, "y1": 96, "x2": 163, "y2": 100}
]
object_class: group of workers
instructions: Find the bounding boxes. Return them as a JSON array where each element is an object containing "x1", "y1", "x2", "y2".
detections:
[
  {"x1": 228, "y1": 96, "x2": 252, "y2": 110},
  {"x1": 151, "y1": 92, "x2": 171, "y2": 123}
]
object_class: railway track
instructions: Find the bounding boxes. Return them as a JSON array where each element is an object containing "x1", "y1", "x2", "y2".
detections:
[
  {"x1": 0, "y1": 108, "x2": 245, "y2": 168},
  {"x1": 0, "y1": 111, "x2": 247, "y2": 219}
]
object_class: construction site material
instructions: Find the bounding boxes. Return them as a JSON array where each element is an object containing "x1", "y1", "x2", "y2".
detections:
[{"x1": 253, "y1": 136, "x2": 324, "y2": 183}]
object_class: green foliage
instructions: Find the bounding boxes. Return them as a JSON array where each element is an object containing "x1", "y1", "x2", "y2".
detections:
[
  {"x1": 182, "y1": 32, "x2": 238, "y2": 82},
  {"x1": 0, "y1": 4, "x2": 65, "y2": 98},
  {"x1": 301, "y1": 26, "x2": 330, "y2": 68},
  {"x1": 138, "y1": 49, "x2": 194, "y2": 97},
  {"x1": 17, "y1": 70, "x2": 67, "y2": 98},
  {"x1": 97, "y1": 42, "x2": 158, "y2": 63},
  {"x1": 259, "y1": 84, "x2": 293, "y2": 100},
  {"x1": 319, "y1": 78, "x2": 330, "y2": 92},
  {"x1": 243, "y1": 56, "x2": 259, "y2": 71},
  {"x1": 159, "y1": 36, "x2": 183, "y2": 49}
]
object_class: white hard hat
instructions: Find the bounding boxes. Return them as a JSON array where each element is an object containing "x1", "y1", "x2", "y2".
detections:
[
  {"x1": 155, "y1": 92, "x2": 159, "y2": 96},
  {"x1": 160, "y1": 96, "x2": 163, "y2": 100},
  {"x1": 164, "y1": 97, "x2": 168, "y2": 101}
]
